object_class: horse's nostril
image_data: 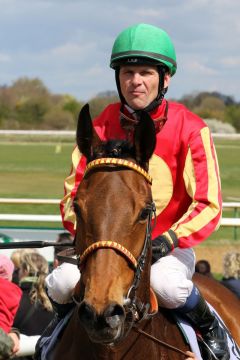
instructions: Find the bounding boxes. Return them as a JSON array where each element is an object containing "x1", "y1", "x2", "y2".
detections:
[
  {"x1": 78, "y1": 301, "x2": 96, "y2": 326},
  {"x1": 104, "y1": 304, "x2": 125, "y2": 329},
  {"x1": 78, "y1": 301, "x2": 125, "y2": 332},
  {"x1": 104, "y1": 303, "x2": 125, "y2": 318}
]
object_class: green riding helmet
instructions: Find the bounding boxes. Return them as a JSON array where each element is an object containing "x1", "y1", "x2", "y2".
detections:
[{"x1": 110, "y1": 23, "x2": 177, "y2": 76}]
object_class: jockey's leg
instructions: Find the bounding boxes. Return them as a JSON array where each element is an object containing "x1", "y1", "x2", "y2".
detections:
[
  {"x1": 179, "y1": 288, "x2": 230, "y2": 360},
  {"x1": 150, "y1": 248, "x2": 230, "y2": 360}
]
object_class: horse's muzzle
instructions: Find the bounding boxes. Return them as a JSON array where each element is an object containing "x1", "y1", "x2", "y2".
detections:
[{"x1": 78, "y1": 300, "x2": 126, "y2": 344}]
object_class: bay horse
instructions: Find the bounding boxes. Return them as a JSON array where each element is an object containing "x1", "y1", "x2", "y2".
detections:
[{"x1": 53, "y1": 104, "x2": 240, "y2": 360}]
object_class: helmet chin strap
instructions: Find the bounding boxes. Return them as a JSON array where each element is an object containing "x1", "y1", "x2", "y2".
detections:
[{"x1": 115, "y1": 66, "x2": 168, "y2": 116}]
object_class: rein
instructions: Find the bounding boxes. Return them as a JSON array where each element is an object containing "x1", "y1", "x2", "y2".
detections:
[{"x1": 133, "y1": 328, "x2": 189, "y2": 357}]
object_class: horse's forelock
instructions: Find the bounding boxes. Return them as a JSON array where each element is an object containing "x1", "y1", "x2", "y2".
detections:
[{"x1": 93, "y1": 140, "x2": 135, "y2": 159}]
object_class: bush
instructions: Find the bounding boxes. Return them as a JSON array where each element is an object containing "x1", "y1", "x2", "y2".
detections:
[
  {"x1": 42, "y1": 108, "x2": 75, "y2": 130},
  {"x1": 224, "y1": 105, "x2": 240, "y2": 132},
  {"x1": 204, "y1": 119, "x2": 236, "y2": 134}
]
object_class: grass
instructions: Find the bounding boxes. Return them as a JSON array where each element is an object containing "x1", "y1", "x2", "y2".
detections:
[
  {"x1": 216, "y1": 139, "x2": 240, "y2": 200},
  {"x1": 0, "y1": 142, "x2": 74, "y2": 198},
  {"x1": 0, "y1": 137, "x2": 239, "y2": 242},
  {"x1": 0, "y1": 141, "x2": 72, "y2": 229}
]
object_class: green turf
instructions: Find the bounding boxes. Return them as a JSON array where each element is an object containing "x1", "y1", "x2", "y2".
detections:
[
  {"x1": 1, "y1": 138, "x2": 239, "y2": 200},
  {"x1": 216, "y1": 139, "x2": 240, "y2": 200},
  {"x1": 0, "y1": 142, "x2": 74, "y2": 198}
]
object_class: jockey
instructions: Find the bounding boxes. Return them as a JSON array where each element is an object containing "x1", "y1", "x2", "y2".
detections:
[{"x1": 46, "y1": 24, "x2": 229, "y2": 360}]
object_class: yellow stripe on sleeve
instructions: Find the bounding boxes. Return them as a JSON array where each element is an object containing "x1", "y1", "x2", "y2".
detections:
[{"x1": 172, "y1": 127, "x2": 221, "y2": 238}]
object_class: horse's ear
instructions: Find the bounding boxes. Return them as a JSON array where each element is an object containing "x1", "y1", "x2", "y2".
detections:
[
  {"x1": 76, "y1": 103, "x2": 102, "y2": 160},
  {"x1": 134, "y1": 111, "x2": 156, "y2": 168}
]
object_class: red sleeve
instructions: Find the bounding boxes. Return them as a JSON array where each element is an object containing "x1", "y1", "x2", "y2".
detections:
[{"x1": 171, "y1": 127, "x2": 222, "y2": 247}]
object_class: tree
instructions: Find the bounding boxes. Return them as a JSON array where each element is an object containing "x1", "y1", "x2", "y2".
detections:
[
  {"x1": 193, "y1": 96, "x2": 226, "y2": 121},
  {"x1": 88, "y1": 94, "x2": 119, "y2": 118},
  {"x1": 12, "y1": 78, "x2": 51, "y2": 127},
  {"x1": 0, "y1": 80, "x2": 239, "y2": 132},
  {"x1": 62, "y1": 95, "x2": 83, "y2": 120},
  {"x1": 42, "y1": 108, "x2": 75, "y2": 130},
  {"x1": 225, "y1": 105, "x2": 240, "y2": 132}
]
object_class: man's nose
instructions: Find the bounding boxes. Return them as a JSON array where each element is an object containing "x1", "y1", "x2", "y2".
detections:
[{"x1": 131, "y1": 73, "x2": 142, "y2": 85}]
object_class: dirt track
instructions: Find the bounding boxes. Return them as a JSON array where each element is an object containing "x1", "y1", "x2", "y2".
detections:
[{"x1": 195, "y1": 244, "x2": 240, "y2": 274}]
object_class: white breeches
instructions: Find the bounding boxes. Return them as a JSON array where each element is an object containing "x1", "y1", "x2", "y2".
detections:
[{"x1": 46, "y1": 248, "x2": 196, "y2": 308}]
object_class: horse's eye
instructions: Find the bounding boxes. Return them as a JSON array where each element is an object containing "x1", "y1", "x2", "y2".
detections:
[{"x1": 139, "y1": 207, "x2": 151, "y2": 221}]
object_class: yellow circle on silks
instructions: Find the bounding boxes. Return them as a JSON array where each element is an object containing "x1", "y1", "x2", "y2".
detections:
[{"x1": 149, "y1": 154, "x2": 173, "y2": 217}]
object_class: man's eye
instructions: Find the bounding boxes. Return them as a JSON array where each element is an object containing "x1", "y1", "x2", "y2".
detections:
[{"x1": 123, "y1": 70, "x2": 132, "y2": 75}]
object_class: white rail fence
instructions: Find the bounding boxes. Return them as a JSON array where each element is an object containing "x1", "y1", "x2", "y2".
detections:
[
  {"x1": 0, "y1": 130, "x2": 240, "y2": 139},
  {"x1": 221, "y1": 202, "x2": 240, "y2": 240},
  {"x1": 0, "y1": 198, "x2": 240, "y2": 238}
]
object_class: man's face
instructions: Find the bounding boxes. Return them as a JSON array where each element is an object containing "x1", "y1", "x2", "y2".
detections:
[{"x1": 119, "y1": 65, "x2": 169, "y2": 110}]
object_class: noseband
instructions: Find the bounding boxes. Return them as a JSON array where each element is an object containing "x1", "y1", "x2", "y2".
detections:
[{"x1": 80, "y1": 240, "x2": 138, "y2": 270}]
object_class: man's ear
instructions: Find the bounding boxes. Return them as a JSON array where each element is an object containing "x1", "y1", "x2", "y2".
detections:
[{"x1": 164, "y1": 73, "x2": 171, "y2": 88}]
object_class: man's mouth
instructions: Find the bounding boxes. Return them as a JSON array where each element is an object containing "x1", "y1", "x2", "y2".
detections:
[{"x1": 130, "y1": 91, "x2": 144, "y2": 96}]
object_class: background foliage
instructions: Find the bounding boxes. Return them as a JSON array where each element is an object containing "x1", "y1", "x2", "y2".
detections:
[{"x1": 0, "y1": 77, "x2": 239, "y2": 132}]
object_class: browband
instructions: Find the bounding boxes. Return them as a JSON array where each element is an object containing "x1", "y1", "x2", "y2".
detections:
[{"x1": 84, "y1": 158, "x2": 152, "y2": 184}]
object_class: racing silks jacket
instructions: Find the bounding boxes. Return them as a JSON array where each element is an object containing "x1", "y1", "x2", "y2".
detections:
[{"x1": 60, "y1": 99, "x2": 222, "y2": 249}]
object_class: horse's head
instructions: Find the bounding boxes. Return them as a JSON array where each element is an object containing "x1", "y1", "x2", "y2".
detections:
[{"x1": 74, "y1": 104, "x2": 156, "y2": 344}]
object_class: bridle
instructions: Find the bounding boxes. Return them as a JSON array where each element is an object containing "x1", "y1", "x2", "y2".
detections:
[
  {"x1": 78, "y1": 199, "x2": 156, "y2": 325},
  {"x1": 84, "y1": 158, "x2": 156, "y2": 319},
  {"x1": 59, "y1": 158, "x2": 156, "y2": 321},
  {"x1": 79, "y1": 158, "x2": 158, "y2": 343},
  {"x1": 58, "y1": 157, "x2": 189, "y2": 356}
]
